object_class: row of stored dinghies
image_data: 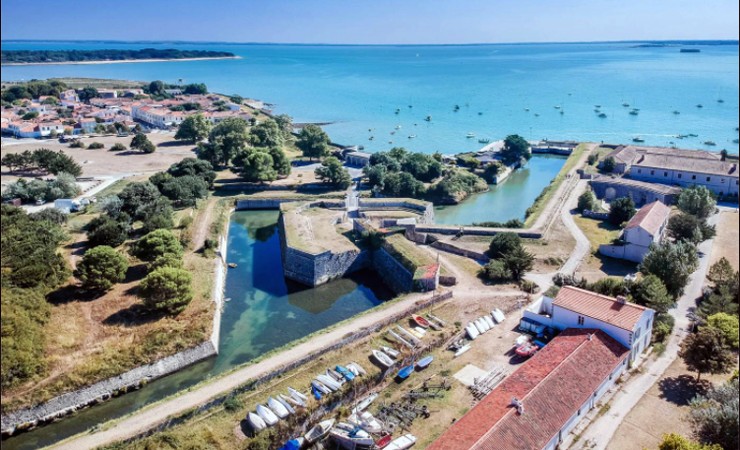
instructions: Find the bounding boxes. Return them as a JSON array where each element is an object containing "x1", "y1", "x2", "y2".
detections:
[
  {"x1": 465, "y1": 308, "x2": 505, "y2": 341},
  {"x1": 373, "y1": 313, "x2": 446, "y2": 381}
]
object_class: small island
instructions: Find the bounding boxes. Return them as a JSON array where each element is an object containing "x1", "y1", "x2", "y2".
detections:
[{"x1": 1, "y1": 48, "x2": 238, "y2": 65}]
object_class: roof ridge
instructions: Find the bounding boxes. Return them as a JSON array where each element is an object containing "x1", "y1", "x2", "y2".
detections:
[
  {"x1": 557, "y1": 286, "x2": 647, "y2": 311},
  {"x1": 471, "y1": 330, "x2": 602, "y2": 449}
]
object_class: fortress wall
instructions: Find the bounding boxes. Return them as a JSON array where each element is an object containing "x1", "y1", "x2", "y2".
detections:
[{"x1": 372, "y1": 247, "x2": 414, "y2": 293}]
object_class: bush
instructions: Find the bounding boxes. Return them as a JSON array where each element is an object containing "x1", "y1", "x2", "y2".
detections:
[
  {"x1": 520, "y1": 280, "x2": 539, "y2": 293},
  {"x1": 74, "y1": 245, "x2": 128, "y2": 291},
  {"x1": 87, "y1": 215, "x2": 131, "y2": 248},
  {"x1": 589, "y1": 277, "x2": 627, "y2": 297},
  {"x1": 148, "y1": 252, "x2": 184, "y2": 271},
  {"x1": 223, "y1": 395, "x2": 244, "y2": 412},
  {"x1": 139, "y1": 267, "x2": 193, "y2": 315},
  {"x1": 488, "y1": 232, "x2": 522, "y2": 259},
  {"x1": 87, "y1": 142, "x2": 105, "y2": 149},
  {"x1": 110, "y1": 143, "x2": 127, "y2": 151},
  {"x1": 69, "y1": 140, "x2": 86, "y2": 148},
  {"x1": 609, "y1": 197, "x2": 636, "y2": 225},
  {"x1": 577, "y1": 190, "x2": 597, "y2": 212},
  {"x1": 481, "y1": 259, "x2": 511, "y2": 282},
  {"x1": 130, "y1": 229, "x2": 183, "y2": 262}
]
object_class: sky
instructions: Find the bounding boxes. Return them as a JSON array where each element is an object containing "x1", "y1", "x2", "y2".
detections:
[{"x1": 2, "y1": 0, "x2": 738, "y2": 44}]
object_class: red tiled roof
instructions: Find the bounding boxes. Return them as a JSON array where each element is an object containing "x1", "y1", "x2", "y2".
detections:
[
  {"x1": 428, "y1": 329, "x2": 629, "y2": 450},
  {"x1": 553, "y1": 286, "x2": 648, "y2": 331},
  {"x1": 625, "y1": 201, "x2": 671, "y2": 235}
]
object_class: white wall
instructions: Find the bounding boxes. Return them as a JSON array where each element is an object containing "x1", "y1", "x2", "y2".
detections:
[{"x1": 630, "y1": 165, "x2": 739, "y2": 196}]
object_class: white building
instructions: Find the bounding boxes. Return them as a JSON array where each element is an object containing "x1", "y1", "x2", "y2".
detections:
[
  {"x1": 599, "y1": 200, "x2": 671, "y2": 263},
  {"x1": 522, "y1": 286, "x2": 655, "y2": 366}
]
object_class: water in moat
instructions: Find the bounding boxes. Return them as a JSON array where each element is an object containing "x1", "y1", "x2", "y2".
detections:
[{"x1": 3, "y1": 210, "x2": 393, "y2": 450}]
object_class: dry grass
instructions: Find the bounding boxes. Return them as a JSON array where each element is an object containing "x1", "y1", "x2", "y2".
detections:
[
  {"x1": 572, "y1": 215, "x2": 636, "y2": 282},
  {"x1": 709, "y1": 210, "x2": 739, "y2": 270}
]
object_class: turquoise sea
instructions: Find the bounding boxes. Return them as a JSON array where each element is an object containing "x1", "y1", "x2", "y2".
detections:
[{"x1": 2, "y1": 41, "x2": 738, "y2": 153}]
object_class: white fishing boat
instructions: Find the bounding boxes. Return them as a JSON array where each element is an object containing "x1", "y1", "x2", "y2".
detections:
[
  {"x1": 268, "y1": 397, "x2": 290, "y2": 419},
  {"x1": 466, "y1": 323, "x2": 479, "y2": 340},
  {"x1": 388, "y1": 330, "x2": 415, "y2": 349},
  {"x1": 256, "y1": 404, "x2": 279, "y2": 426},
  {"x1": 466, "y1": 132, "x2": 475, "y2": 138},
  {"x1": 280, "y1": 393, "x2": 303, "y2": 408},
  {"x1": 317, "y1": 374, "x2": 341, "y2": 391},
  {"x1": 349, "y1": 361, "x2": 367, "y2": 375},
  {"x1": 455, "y1": 343, "x2": 472, "y2": 357},
  {"x1": 288, "y1": 387, "x2": 308, "y2": 404},
  {"x1": 372, "y1": 349, "x2": 395, "y2": 368},
  {"x1": 312, "y1": 380, "x2": 332, "y2": 395},
  {"x1": 348, "y1": 411, "x2": 384, "y2": 434},
  {"x1": 385, "y1": 433, "x2": 417, "y2": 450},
  {"x1": 247, "y1": 412, "x2": 267, "y2": 431},
  {"x1": 396, "y1": 326, "x2": 421, "y2": 344},
  {"x1": 330, "y1": 424, "x2": 375, "y2": 449},
  {"x1": 304, "y1": 418, "x2": 336, "y2": 444},
  {"x1": 483, "y1": 315, "x2": 495, "y2": 329},
  {"x1": 491, "y1": 308, "x2": 506, "y2": 324},
  {"x1": 381, "y1": 346, "x2": 400, "y2": 359},
  {"x1": 351, "y1": 393, "x2": 378, "y2": 414},
  {"x1": 276, "y1": 395, "x2": 296, "y2": 415}
]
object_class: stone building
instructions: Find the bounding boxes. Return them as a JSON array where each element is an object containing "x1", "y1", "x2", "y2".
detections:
[{"x1": 599, "y1": 200, "x2": 671, "y2": 263}]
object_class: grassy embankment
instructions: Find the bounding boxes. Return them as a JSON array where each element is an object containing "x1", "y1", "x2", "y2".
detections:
[{"x1": 523, "y1": 143, "x2": 589, "y2": 228}]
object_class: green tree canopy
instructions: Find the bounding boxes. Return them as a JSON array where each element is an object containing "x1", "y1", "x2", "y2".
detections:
[
  {"x1": 296, "y1": 124, "x2": 330, "y2": 160},
  {"x1": 273, "y1": 114, "x2": 294, "y2": 138},
  {"x1": 138, "y1": 196, "x2": 174, "y2": 232},
  {"x1": 502, "y1": 245, "x2": 535, "y2": 281},
  {"x1": 601, "y1": 156, "x2": 616, "y2": 173},
  {"x1": 668, "y1": 213, "x2": 715, "y2": 244},
  {"x1": 1, "y1": 284, "x2": 49, "y2": 388},
  {"x1": 167, "y1": 157, "x2": 216, "y2": 187},
  {"x1": 130, "y1": 133, "x2": 156, "y2": 153},
  {"x1": 609, "y1": 197, "x2": 637, "y2": 226},
  {"x1": 640, "y1": 241, "x2": 699, "y2": 298},
  {"x1": 500, "y1": 134, "x2": 531, "y2": 164},
  {"x1": 249, "y1": 119, "x2": 284, "y2": 148},
  {"x1": 75, "y1": 245, "x2": 128, "y2": 291},
  {"x1": 86, "y1": 214, "x2": 131, "y2": 248},
  {"x1": 201, "y1": 117, "x2": 251, "y2": 167},
  {"x1": 678, "y1": 186, "x2": 717, "y2": 219},
  {"x1": 139, "y1": 267, "x2": 193, "y2": 315},
  {"x1": 488, "y1": 232, "x2": 522, "y2": 259},
  {"x1": 630, "y1": 274, "x2": 674, "y2": 314},
  {"x1": 234, "y1": 150, "x2": 277, "y2": 183},
  {"x1": 706, "y1": 313, "x2": 739, "y2": 349},
  {"x1": 657, "y1": 433, "x2": 722, "y2": 450},
  {"x1": 577, "y1": 190, "x2": 598, "y2": 212},
  {"x1": 174, "y1": 114, "x2": 211, "y2": 143},
  {"x1": 679, "y1": 326, "x2": 735, "y2": 380},
  {"x1": 117, "y1": 181, "x2": 162, "y2": 219},
  {"x1": 315, "y1": 156, "x2": 352, "y2": 189},
  {"x1": 688, "y1": 379, "x2": 739, "y2": 450},
  {"x1": 130, "y1": 229, "x2": 183, "y2": 262}
]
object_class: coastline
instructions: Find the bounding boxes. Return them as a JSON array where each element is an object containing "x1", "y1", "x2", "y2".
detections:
[{"x1": 1, "y1": 56, "x2": 241, "y2": 66}]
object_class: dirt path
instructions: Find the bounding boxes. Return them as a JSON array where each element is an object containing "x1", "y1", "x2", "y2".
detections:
[{"x1": 191, "y1": 197, "x2": 217, "y2": 251}]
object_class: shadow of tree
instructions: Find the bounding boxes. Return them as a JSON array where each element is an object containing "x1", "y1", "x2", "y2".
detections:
[
  {"x1": 46, "y1": 284, "x2": 102, "y2": 305},
  {"x1": 64, "y1": 239, "x2": 88, "y2": 256},
  {"x1": 658, "y1": 374, "x2": 711, "y2": 406},
  {"x1": 102, "y1": 303, "x2": 167, "y2": 327}
]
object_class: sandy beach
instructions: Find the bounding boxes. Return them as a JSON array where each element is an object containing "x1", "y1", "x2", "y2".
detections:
[{"x1": 1, "y1": 56, "x2": 241, "y2": 66}]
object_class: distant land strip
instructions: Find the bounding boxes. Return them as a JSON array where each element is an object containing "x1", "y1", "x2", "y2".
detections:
[{"x1": 1, "y1": 48, "x2": 239, "y2": 65}]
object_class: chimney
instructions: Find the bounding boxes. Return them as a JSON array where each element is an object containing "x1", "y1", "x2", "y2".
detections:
[
  {"x1": 511, "y1": 397, "x2": 524, "y2": 414},
  {"x1": 616, "y1": 295, "x2": 627, "y2": 304}
]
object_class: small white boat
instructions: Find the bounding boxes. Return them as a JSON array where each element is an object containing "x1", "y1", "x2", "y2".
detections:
[
  {"x1": 455, "y1": 343, "x2": 472, "y2": 357},
  {"x1": 327, "y1": 369, "x2": 346, "y2": 385},
  {"x1": 466, "y1": 324, "x2": 479, "y2": 340},
  {"x1": 385, "y1": 433, "x2": 417, "y2": 450},
  {"x1": 408, "y1": 328, "x2": 424, "y2": 339},
  {"x1": 276, "y1": 395, "x2": 296, "y2": 415},
  {"x1": 317, "y1": 374, "x2": 341, "y2": 391},
  {"x1": 268, "y1": 397, "x2": 290, "y2": 419},
  {"x1": 491, "y1": 308, "x2": 506, "y2": 324},
  {"x1": 305, "y1": 418, "x2": 336, "y2": 444},
  {"x1": 427, "y1": 313, "x2": 446, "y2": 327},
  {"x1": 351, "y1": 393, "x2": 378, "y2": 414},
  {"x1": 346, "y1": 364, "x2": 360, "y2": 376},
  {"x1": 396, "y1": 326, "x2": 421, "y2": 344},
  {"x1": 479, "y1": 317, "x2": 491, "y2": 332},
  {"x1": 466, "y1": 132, "x2": 475, "y2": 138},
  {"x1": 483, "y1": 315, "x2": 495, "y2": 329},
  {"x1": 349, "y1": 361, "x2": 367, "y2": 375},
  {"x1": 288, "y1": 387, "x2": 308, "y2": 404},
  {"x1": 312, "y1": 380, "x2": 332, "y2": 395},
  {"x1": 372, "y1": 349, "x2": 395, "y2": 368},
  {"x1": 388, "y1": 330, "x2": 415, "y2": 349},
  {"x1": 280, "y1": 393, "x2": 303, "y2": 408},
  {"x1": 330, "y1": 424, "x2": 375, "y2": 448},
  {"x1": 474, "y1": 318, "x2": 487, "y2": 334},
  {"x1": 256, "y1": 404, "x2": 279, "y2": 426},
  {"x1": 382, "y1": 346, "x2": 400, "y2": 359},
  {"x1": 247, "y1": 412, "x2": 267, "y2": 431},
  {"x1": 348, "y1": 411, "x2": 384, "y2": 434},
  {"x1": 413, "y1": 326, "x2": 427, "y2": 336}
]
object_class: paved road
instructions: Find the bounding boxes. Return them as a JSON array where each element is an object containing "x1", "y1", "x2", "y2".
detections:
[{"x1": 567, "y1": 213, "x2": 719, "y2": 450}]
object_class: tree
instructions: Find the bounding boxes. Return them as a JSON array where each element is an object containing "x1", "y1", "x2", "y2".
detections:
[
  {"x1": 499, "y1": 134, "x2": 531, "y2": 164},
  {"x1": 174, "y1": 114, "x2": 211, "y2": 143},
  {"x1": 641, "y1": 241, "x2": 699, "y2": 298},
  {"x1": 401, "y1": 152, "x2": 442, "y2": 182},
  {"x1": 630, "y1": 274, "x2": 674, "y2": 314},
  {"x1": 577, "y1": 190, "x2": 598, "y2": 212},
  {"x1": 719, "y1": 149, "x2": 728, "y2": 161},
  {"x1": 296, "y1": 124, "x2": 330, "y2": 160},
  {"x1": 249, "y1": 119, "x2": 284, "y2": 148},
  {"x1": 37, "y1": 150, "x2": 82, "y2": 177},
  {"x1": 29, "y1": 208, "x2": 67, "y2": 225},
  {"x1": 487, "y1": 233, "x2": 522, "y2": 259},
  {"x1": 679, "y1": 327, "x2": 734, "y2": 380},
  {"x1": 86, "y1": 215, "x2": 131, "y2": 248},
  {"x1": 182, "y1": 83, "x2": 207, "y2": 95},
  {"x1": 147, "y1": 80, "x2": 166, "y2": 97},
  {"x1": 149, "y1": 252, "x2": 184, "y2": 271},
  {"x1": 688, "y1": 379, "x2": 739, "y2": 450},
  {"x1": 668, "y1": 213, "x2": 715, "y2": 244},
  {"x1": 74, "y1": 245, "x2": 128, "y2": 291},
  {"x1": 590, "y1": 277, "x2": 628, "y2": 297},
  {"x1": 130, "y1": 133, "x2": 156, "y2": 153},
  {"x1": 229, "y1": 94, "x2": 243, "y2": 104},
  {"x1": 139, "y1": 267, "x2": 193, "y2": 315},
  {"x1": 268, "y1": 146, "x2": 291, "y2": 177},
  {"x1": 157, "y1": 175, "x2": 209, "y2": 208},
  {"x1": 204, "y1": 117, "x2": 251, "y2": 167},
  {"x1": 273, "y1": 114, "x2": 293, "y2": 138},
  {"x1": 130, "y1": 229, "x2": 182, "y2": 262},
  {"x1": 138, "y1": 196, "x2": 174, "y2": 232},
  {"x1": 657, "y1": 433, "x2": 722, "y2": 450},
  {"x1": 601, "y1": 156, "x2": 616, "y2": 173},
  {"x1": 609, "y1": 197, "x2": 637, "y2": 225},
  {"x1": 234, "y1": 150, "x2": 277, "y2": 183},
  {"x1": 315, "y1": 156, "x2": 352, "y2": 189},
  {"x1": 706, "y1": 313, "x2": 739, "y2": 349},
  {"x1": 167, "y1": 157, "x2": 216, "y2": 187},
  {"x1": 501, "y1": 246, "x2": 535, "y2": 281},
  {"x1": 678, "y1": 186, "x2": 717, "y2": 219},
  {"x1": 653, "y1": 313, "x2": 675, "y2": 343},
  {"x1": 707, "y1": 257, "x2": 735, "y2": 285},
  {"x1": 699, "y1": 285, "x2": 739, "y2": 318},
  {"x1": 118, "y1": 181, "x2": 162, "y2": 219},
  {"x1": 77, "y1": 87, "x2": 99, "y2": 103},
  {"x1": 481, "y1": 259, "x2": 512, "y2": 282}
]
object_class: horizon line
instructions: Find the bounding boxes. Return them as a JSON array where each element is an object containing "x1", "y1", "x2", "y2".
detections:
[{"x1": 2, "y1": 38, "x2": 739, "y2": 47}]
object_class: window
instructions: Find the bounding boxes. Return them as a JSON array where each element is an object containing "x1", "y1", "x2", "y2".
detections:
[
  {"x1": 664, "y1": 172, "x2": 668, "y2": 177},
  {"x1": 650, "y1": 170, "x2": 655, "y2": 176},
  {"x1": 634, "y1": 327, "x2": 641, "y2": 340},
  {"x1": 707, "y1": 177, "x2": 711, "y2": 182},
  {"x1": 678, "y1": 173, "x2": 682, "y2": 179},
  {"x1": 577, "y1": 315, "x2": 585, "y2": 325},
  {"x1": 692, "y1": 175, "x2": 697, "y2": 180},
  {"x1": 637, "y1": 169, "x2": 642, "y2": 174}
]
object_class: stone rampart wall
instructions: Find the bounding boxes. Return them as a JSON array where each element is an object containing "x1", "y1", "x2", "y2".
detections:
[
  {"x1": 372, "y1": 247, "x2": 414, "y2": 293},
  {"x1": 431, "y1": 240, "x2": 488, "y2": 261},
  {"x1": 414, "y1": 225, "x2": 542, "y2": 238}
]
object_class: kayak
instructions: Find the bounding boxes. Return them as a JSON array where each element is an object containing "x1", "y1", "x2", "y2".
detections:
[
  {"x1": 288, "y1": 387, "x2": 308, "y2": 403},
  {"x1": 311, "y1": 384, "x2": 323, "y2": 400},
  {"x1": 336, "y1": 365, "x2": 356, "y2": 381},
  {"x1": 416, "y1": 355, "x2": 434, "y2": 369},
  {"x1": 381, "y1": 346, "x2": 400, "y2": 359}
]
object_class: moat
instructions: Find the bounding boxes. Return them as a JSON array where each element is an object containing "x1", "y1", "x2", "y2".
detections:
[{"x1": 4, "y1": 210, "x2": 393, "y2": 450}]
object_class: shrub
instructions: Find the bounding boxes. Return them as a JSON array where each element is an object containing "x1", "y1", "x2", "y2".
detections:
[
  {"x1": 69, "y1": 140, "x2": 86, "y2": 149},
  {"x1": 148, "y1": 252, "x2": 184, "y2": 271},
  {"x1": 608, "y1": 197, "x2": 636, "y2": 225},
  {"x1": 87, "y1": 142, "x2": 105, "y2": 149},
  {"x1": 481, "y1": 259, "x2": 511, "y2": 282},
  {"x1": 74, "y1": 245, "x2": 128, "y2": 291},
  {"x1": 87, "y1": 215, "x2": 131, "y2": 248},
  {"x1": 577, "y1": 190, "x2": 597, "y2": 212},
  {"x1": 130, "y1": 229, "x2": 183, "y2": 262},
  {"x1": 520, "y1": 280, "x2": 539, "y2": 293},
  {"x1": 139, "y1": 267, "x2": 193, "y2": 315},
  {"x1": 488, "y1": 232, "x2": 522, "y2": 259},
  {"x1": 110, "y1": 143, "x2": 127, "y2": 151}
]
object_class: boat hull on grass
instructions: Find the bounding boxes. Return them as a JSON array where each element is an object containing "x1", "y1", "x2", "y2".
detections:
[
  {"x1": 305, "y1": 418, "x2": 336, "y2": 444},
  {"x1": 397, "y1": 364, "x2": 415, "y2": 380},
  {"x1": 372, "y1": 349, "x2": 395, "y2": 368},
  {"x1": 416, "y1": 355, "x2": 434, "y2": 370},
  {"x1": 247, "y1": 412, "x2": 267, "y2": 431},
  {"x1": 268, "y1": 397, "x2": 290, "y2": 419},
  {"x1": 385, "y1": 433, "x2": 417, "y2": 450},
  {"x1": 256, "y1": 404, "x2": 279, "y2": 426},
  {"x1": 455, "y1": 344, "x2": 471, "y2": 357},
  {"x1": 491, "y1": 308, "x2": 505, "y2": 323}
]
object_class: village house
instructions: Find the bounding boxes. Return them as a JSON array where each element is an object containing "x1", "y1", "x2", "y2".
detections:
[
  {"x1": 428, "y1": 328, "x2": 630, "y2": 450},
  {"x1": 599, "y1": 200, "x2": 671, "y2": 263},
  {"x1": 521, "y1": 286, "x2": 655, "y2": 366},
  {"x1": 605, "y1": 145, "x2": 739, "y2": 197}
]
